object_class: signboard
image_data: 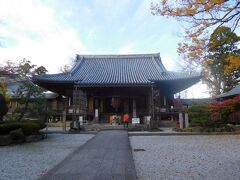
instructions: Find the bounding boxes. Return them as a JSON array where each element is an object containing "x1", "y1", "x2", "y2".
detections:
[
  {"x1": 79, "y1": 116, "x2": 83, "y2": 125},
  {"x1": 160, "y1": 108, "x2": 166, "y2": 112},
  {"x1": 132, "y1": 118, "x2": 140, "y2": 124}
]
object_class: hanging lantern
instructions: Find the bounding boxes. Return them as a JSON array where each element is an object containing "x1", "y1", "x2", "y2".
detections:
[{"x1": 111, "y1": 97, "x2": 120, "y2": 110}]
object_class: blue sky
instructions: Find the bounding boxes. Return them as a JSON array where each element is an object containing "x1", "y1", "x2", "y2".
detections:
[{"x1": 0, "y1": 0, "x2": 209, "y2": 97}]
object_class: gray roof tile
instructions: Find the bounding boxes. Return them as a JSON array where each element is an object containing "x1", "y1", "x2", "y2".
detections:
[
  {"x1": 33, "y1": 53, "x2": 200, "y2": 85},
  {"x1": 216, "y1": 85, "x2": 240, "y2": 98}
]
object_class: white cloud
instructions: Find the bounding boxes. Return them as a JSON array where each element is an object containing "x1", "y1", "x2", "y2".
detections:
[
  {"x1": 118, "y1": 44, "x2": 134, "y2": 54},
  {"x1": 0, "y1": 0, "x2": 88, "y2": 73},
  {"x1": 0, "y1": 0, "x2": 55, "y2": 35}
]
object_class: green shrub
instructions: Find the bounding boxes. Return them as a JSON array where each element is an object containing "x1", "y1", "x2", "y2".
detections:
[
  {"x1": 0, "y1": 123, "x2": 20, "y2": 135},
  {"x1": 0, "y1": 121, "x2": 45, "y2": 135},
  {"x1": 22, "y1": 120, "x2": 46, "y2": 129},
  {"x1": 21, "y1": 123, "x2": 40, "y2": 135},
  {"x1": 10, "y1": 128, "x2": 25, "y2": 144},
  {"x1": 218, "y1": 124, "x2": 234, "y2": 132},
  {"x1": 188, "y1": 102, "x2": 214, "y2": 127}
]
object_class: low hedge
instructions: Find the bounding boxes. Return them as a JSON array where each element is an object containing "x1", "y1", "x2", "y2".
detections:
[
  {"x1": 21, "y1": 120, "x2": 46, "y2": 129},
  {"x1": 0, "y1": 121, "x2": 45, "y2": 135},
  {"x1": 21, "y1": 123, "x2": 41, "y2": 136},
  {"x1": 10, "y1": 128, "x2": 25, "y2": 143}
]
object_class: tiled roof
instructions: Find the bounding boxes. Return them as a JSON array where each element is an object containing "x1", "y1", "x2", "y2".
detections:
[
  {"x1": 33, "y1": 53, "x2": 200, "y2": 86},
  {"x1": 180, "y1": 98, "x2": 215, "y2": 105},
  {"x1": 215, "y1": 85, "x2": 240, "y2": 99}
]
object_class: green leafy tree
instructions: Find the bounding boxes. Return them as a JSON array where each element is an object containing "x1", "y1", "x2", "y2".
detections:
[
  {"x1": 2, "y1": 59, "x2": 48, "y2": 121},
  {"x1": 202, "y1": 26, "x2": 240, "y2": 95}
]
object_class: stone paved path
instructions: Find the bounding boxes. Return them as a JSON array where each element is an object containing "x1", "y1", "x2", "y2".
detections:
[{"x1": 39, "y1": 130, "x2": 137, "y2": 180}]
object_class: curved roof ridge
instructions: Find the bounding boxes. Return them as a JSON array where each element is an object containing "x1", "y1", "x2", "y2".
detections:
[
  {"x1": 76, "y1": 53, "x2": 160, "y2": 59},
  {"x1": 168, "y1": 71, "x2": 201, "y2": 77},
  {"x1": 71, "y1": 56, "x2": 84, "y2": 75},
  {"x1": 151, "y1": 55, "x2": 167, "y2": 72}
]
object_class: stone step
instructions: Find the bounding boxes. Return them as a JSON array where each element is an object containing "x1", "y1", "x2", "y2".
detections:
[
  {"x1": 158, "y1": 120, "x2": 176, "y2": 127},
  {"x1": 83, "y1": 123, "x2": 145, "y2": 131}
]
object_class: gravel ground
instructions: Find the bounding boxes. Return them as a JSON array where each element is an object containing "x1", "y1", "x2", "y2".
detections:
[
  {"x1": 130, "y1": 135, "x2": 240, "y2": 180},
  {"x1": 0, "y1": 134, "x2": 94, "y2": 180}
]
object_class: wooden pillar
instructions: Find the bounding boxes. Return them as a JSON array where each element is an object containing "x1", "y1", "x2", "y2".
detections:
[
  {"x1": 123, "y1": 98, "x2": 129, "y2": 113},
  {"x1": 158, "y1": 87, "x2": 161, "y2": 125},
  {"x1": 185, "y1": 113, "x2": 189, "y2": 128},
  {"x1": 179, "y1": 112, "x2": 183, "y2": 129},
  {"x1": 151, "y1": 85, "x2": 155, "y2": 123},
  {"x1": 62, "y1": 110, "x2": 66, "y2": 132},
  {"x1": 88, "y1": 96, "x2": 94, "y2": 113},
  {"x1": 100, "y1": 98, "x2": 104, "y2": 113},
  {"x1": 62, "y1": 96, "x2": 68, "y2": 132},
  {"x1": 132, "y1": 98, "x2": 136, "y2": 118},
  {"x1": 72, "y1": 86, "x2": 77, "y2": 129}
]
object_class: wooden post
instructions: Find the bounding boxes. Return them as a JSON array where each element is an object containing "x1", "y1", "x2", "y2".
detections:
[
  {"x1": 62, "y1": 96, "x2": 68, "y2": 132},
  {"x1": 123, "y1": 98, "x2": 129, "y2": 113},
  {"x1": 158, "y1": 87, "x2": 161, "y2": 126},
  {"x1": 62, "y1": 110, "x2": 66, "y2": 132},
  {"x1": 72, "y1": 86, "x2": 77, "y2": 129},
  {"x1": 150, "y1": 85, "x2": 156, "y2": 129},
  {"x1": 132, "y1": 98, "x2": 136, "y2": 118},
  {"x1": 185, "y1": 113, "x2": 189, "y2": 128},
  {"x1": 179, "y1": 112, "x2": 183, "y2": 129}
]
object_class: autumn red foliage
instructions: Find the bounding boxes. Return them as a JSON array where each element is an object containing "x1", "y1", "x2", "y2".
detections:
[{"x1": 210, "y1": 96, "x2": 240, "y2": 123}]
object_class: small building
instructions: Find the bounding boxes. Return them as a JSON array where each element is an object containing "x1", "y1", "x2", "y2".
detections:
[
  {"x1": 33, "y1": 53, "x2": 201, "y2": 127},
  {"x1": 215, "y1": 85, "x2": 240, "y2": 99},
  {"x1": 0, "y1": 72, "x2": 62, "y2": 119},
  {"x1": 215, "y1": 85, "x2": 240, "y2": 123},
  {"x1": 179, "y1": 98, "x2": 215, "y2": 108}
]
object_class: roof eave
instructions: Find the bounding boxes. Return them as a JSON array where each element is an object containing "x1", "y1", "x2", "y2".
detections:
[{"x1": 74, "y1": 83, "x2": 153, "y2": 88}]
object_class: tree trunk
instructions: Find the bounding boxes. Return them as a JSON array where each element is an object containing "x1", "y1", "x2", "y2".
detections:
[{"x1": 17, "y1": 86, "x2": 33, "y2": 121}]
